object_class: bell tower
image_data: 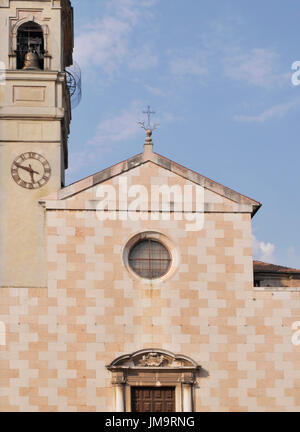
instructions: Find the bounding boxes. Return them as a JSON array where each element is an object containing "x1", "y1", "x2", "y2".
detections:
[{"x1": 0, "y1": 0, "x2": 74, "y2": 288}]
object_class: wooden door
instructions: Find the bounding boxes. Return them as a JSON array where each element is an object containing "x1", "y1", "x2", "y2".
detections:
[{"x1": 131, "y1": 387, "x2": 175, "y2": 412}]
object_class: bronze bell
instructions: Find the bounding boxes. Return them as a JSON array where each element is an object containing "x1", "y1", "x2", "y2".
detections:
[{"x1": 23, "y1": 48, "x2": 40, "y2": 71}]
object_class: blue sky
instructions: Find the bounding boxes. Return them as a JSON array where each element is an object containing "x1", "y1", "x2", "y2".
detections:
[{"x1": 68, "y1": 0, "x2": 300, "y2": 268}]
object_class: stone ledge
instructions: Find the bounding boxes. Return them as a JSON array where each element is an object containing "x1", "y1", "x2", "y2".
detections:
[{"x1": 254, "y1": 287, "x2": 300, "y2": 292}]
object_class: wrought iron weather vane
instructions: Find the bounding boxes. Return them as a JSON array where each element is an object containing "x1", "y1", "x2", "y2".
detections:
[{"x1": 139, "y1": 105, "x2": 159, "y2": 132}]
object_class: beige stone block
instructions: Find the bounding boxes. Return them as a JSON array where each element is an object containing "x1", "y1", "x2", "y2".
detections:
[{"x1": 14, "y1": 86, "x2": 46, "y2": 103}]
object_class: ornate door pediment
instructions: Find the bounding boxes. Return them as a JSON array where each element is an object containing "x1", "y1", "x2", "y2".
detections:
[{"x1": 107, "y1": 349, "x2": 201, "y2": 412}]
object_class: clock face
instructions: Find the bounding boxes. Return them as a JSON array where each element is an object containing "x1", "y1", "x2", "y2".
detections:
[{"x1": 11, "y1": 152, "x2": 51, "y2": 190}]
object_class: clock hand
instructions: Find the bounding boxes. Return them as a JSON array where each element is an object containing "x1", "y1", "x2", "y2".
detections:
[
  {"x1": 14, "y1": 162, "x2": 24, "y2": 169},
  {"x1": 14, "y1": 162, "x2": 31, "y2": 172},
  {"x1": 14, "y1": 162, "x2": 40, "y2": 176},
  {"x1": 28, "y1": 164, "x2": 39, "y2": 176},
  {"x1": 28, "y1": 164, "x2": 40, "y2": 183}
]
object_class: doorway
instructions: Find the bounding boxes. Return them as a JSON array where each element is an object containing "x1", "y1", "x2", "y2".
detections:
[{"x1": 131, "y1": 387, "x2": 175, "y2": 412}]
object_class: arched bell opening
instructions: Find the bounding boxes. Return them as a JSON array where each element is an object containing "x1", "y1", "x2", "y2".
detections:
[{"x1": 16, "y1": 21, "x2": 44, "y2": 70}]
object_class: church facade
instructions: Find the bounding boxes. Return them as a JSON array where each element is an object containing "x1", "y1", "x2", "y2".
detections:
[{"x1": 0, "y1": 0, "x2": 300, "y2": 412}]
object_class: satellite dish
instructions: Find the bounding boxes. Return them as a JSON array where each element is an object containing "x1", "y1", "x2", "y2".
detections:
[{"x1": 66, "y1": 61, "x2": 82, "y2": 109}]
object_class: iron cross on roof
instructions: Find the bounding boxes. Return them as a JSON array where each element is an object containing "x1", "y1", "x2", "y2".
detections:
[{"x1": 139, "y1": 105, "x2": 159, "y2": 132}]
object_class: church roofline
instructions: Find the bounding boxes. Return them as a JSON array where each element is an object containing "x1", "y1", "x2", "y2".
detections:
[
  {"x1": 254, "y1": 260, "x2": 300, "y2": 274},
  {"x1": 40, "y1": 150, "x2": 261, "y2": 217}
]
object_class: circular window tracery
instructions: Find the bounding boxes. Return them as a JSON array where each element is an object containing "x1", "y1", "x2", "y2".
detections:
[{"x1": 128, "y1": 239, "x2": 171, "y2": 280}]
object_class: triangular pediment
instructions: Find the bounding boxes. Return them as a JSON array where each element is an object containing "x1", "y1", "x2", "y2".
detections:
[{"x1": 40, "y1": 151, "x2": 261, "y2": 217}]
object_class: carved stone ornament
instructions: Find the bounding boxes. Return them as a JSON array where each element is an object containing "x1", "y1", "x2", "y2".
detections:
[
  {"x1": 107, "y1": 349, "x2": 200, "y2": 371},
  {"x1": 107, "y1": 350, "x2": 201, "y2": 392},
  {"x1": 136, "y1": 353, "x2": 166, "y2": 367}
]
